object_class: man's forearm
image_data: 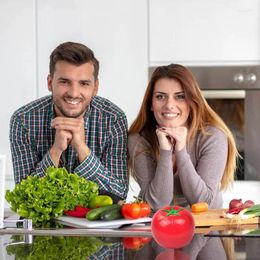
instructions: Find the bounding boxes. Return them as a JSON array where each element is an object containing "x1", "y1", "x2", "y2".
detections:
[
  {"x1": 49, "y1": 147, "x2": 63, "y2": 167},
  {"x1": 76, "y1": 143, "x2": 91, "y2": 163}
]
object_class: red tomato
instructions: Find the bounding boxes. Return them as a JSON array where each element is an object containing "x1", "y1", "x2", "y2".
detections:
[
  {"x1": 151, "y1": 205, "x2": 195, "y2": 249},
  {"x1": 121, "y1": 203, "x2": 141, "y2": 219},
  {"x1": 122, "y1": 236, "x2": 151, "y2": 250},
  {"x1": 122, "y1": 237, "x2": 143, "y2": 250},
  {"x1": 139, "y1": 202, "x2": 151, "y2": 217}
]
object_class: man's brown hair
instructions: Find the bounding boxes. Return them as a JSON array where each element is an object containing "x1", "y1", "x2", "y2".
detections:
[{"x1": 49, "y1": 42, "x2": 99, "y2": 80}]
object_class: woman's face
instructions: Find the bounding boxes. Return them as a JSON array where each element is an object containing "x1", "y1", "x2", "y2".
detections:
[{"x1": 151, "y1": 78, "x2": 190, "y2": 128}]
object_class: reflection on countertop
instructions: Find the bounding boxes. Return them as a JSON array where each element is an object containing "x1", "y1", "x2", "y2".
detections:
[
  {"x1": 1, "y1": 211, "x2": 260, "y2": 259},
  {"x1": 1, "y1": 223, "x2": 260, "y2": 259},
  {"x1": 1, "y1": 233, "x2": 260, "y2": 260}
]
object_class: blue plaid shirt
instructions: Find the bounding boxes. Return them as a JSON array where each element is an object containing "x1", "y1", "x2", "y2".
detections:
[{"x1": 10, "y1": 95, "x2": 128, "y2": 199}]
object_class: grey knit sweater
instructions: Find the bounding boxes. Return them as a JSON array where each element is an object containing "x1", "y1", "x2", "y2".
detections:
[{"x1": 128, "y1": 126, "x2": 228, "y2": 210}]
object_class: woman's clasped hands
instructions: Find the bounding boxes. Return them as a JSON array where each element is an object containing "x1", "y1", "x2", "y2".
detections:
[{"x1": 156, "y1": 126, "x2": 188, "y2": 152}]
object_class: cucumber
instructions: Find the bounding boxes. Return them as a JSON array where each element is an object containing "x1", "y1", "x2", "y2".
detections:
[
  {"x1": 100, "y1": 207, "x2": 123, "y2": 221},
  {"x1": 86, "y1": 204, "x2": 121, "y2": 221}
]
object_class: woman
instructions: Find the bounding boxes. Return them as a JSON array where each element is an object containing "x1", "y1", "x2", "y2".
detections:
[{"x1": 128, "y1": 64, "x2": 238, "y2": 211}]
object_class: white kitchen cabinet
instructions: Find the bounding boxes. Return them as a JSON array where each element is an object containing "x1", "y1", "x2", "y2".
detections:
[
  {"x1": 0, "y1": 0, "x2": 37, "y2": 196},
  {"x1": 149, "y1": 0, "x2": 260, "y2": 65},
  {"x1": 36, "y1": 0, "x2": 148, "y2": 124}
]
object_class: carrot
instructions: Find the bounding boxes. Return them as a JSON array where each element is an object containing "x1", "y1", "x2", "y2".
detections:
[{"x1": 191, "y1": 202, "x2": 209, "y2": 213}]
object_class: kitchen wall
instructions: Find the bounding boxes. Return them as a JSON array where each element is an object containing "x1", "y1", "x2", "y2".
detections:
[
  {"x1": 1, "y1": 0, "x2": 260, "y2": 207},
  {"x1": 0, "y1": 0, "x2": 148, "y2": 206},
  {"x1": 0, "y1": 0, "x2": 37, "y2": 204}
]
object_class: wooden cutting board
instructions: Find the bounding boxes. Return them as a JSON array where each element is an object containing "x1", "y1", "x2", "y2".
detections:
[{"x1": 192, "y1": 209, "x2": 260, "y2": 227}]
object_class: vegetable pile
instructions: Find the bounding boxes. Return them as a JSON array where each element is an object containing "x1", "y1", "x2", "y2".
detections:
[
  {"x1": 5, "y1": 167, "x2": 99, "y2": 224},
  {"x1": 224, "y1": 198, "x2": 260, "y2": 220},
  {"x1": 64, "y1": 195, "x2": 114, "y2": 218},
  {"x1": 85, "y1": 197, "x2": 151, "y2": 221}
]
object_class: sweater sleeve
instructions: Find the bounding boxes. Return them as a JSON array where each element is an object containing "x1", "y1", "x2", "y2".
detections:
[
  {"x1": 128, "y1": 134, "x2": 174, "y2": 210},
  {"x1": 176, "y1": 127, "x2": 228, "y2": 207}
]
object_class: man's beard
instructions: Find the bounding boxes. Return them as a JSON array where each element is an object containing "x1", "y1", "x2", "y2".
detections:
[{"x1": 52, "y1": 98, "x2": 87, "y2": 118}]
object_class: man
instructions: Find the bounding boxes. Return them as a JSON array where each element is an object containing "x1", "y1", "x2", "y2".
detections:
[{"x1": 10, "y1": 42, "x2": 128, "y2": 201}]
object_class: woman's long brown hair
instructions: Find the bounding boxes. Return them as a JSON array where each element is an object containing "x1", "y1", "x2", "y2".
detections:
[{"x1": 128, "y1": 64, "x2": 238, "y2": 190}]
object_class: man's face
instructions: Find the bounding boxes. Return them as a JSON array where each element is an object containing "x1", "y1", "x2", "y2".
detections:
[{"x1": 47, "y1": 61, "x2": 99, "y2": 118}]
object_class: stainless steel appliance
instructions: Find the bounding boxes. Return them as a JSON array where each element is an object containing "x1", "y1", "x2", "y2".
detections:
[{"x1": 187, "y1": 66, "x2": 260, "y2": 180}]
